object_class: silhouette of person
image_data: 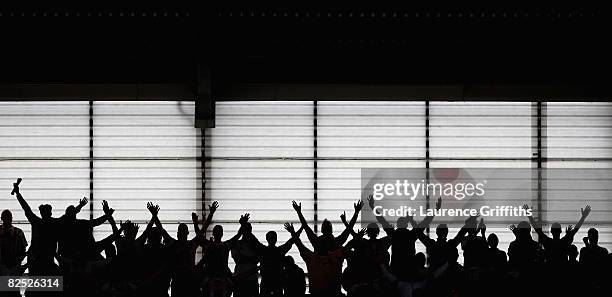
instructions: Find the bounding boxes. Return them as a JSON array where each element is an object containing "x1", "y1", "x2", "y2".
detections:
[
  {"x1": 580, "y1": 228, "x2": 608, "y2": 289},
  {"x1": 156, "y1": 202, "x2": 217, "y2": 297},
  {"x1": 0, "y1": 210, "x2": 27, "y2": 272},
  {"x1": 57, "y1": 197, "x2": 112, "y2": 260},
  {"x1": 284, "y1": 222, "x2": 361, "y2": 297},
  {"x1": 0, "y1": 210, "x2": 28, "y2": 297},
  {"x1": 485, "y1": 233, "x2": 508, "y2": 272},
  {"x1": 508, "y1": 221, "x2": 541, "y2": 273},
  {"x1": 292, "y1": 199, "x2": 363, "y2": 254},
  {"x1": 461, "y1": 218, "x2": 489, "y2": 269},
  {"x1": 258, "y1": 230, "x2": 299, "y2": 297},
  {"x1": 56, "y1": 202, "x2": 122, "y2": 297},
  {"x1": 523, "y1": 204, "x2": 591, "y2": 266},
  {"x1": 282, "y1": 256, "x2": 305, "y2": 297},
  {"x1": 231, "y1": 221, "x2": 260, "y2": 297},
  {"x1": 11, "y1": 180, "x2": 62, "y2": 279},
  {"x1": 417, "y1": 216, "x2": 473, "y2": 271},
  {"x1": 199, "y1": 213, "x2": 248, "y2": 297},
  {"x1": 368, "y1": 196, "x2": 441, "y2": 280},
  {"x1": 341, "y1": 233, "x2": 383, "y2": 296},
  {"x1": 138, "y1": 202, "x2": 172, "y2": 297}
]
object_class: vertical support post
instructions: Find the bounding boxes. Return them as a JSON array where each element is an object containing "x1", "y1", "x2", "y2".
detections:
[
  {"x1": 89, "y1": 100, "x2": 94, "y2": 220},
  {"x1": 425, "y1": 100, "x2": 431, "y2": 234},
  {"x1": 313, "y1": 100, "x2": 319, "y2": 234},
  {"x1": 537, "y1": 101, "x2": 547, "y2": 224},
  {"x1": 201, "y1": 128, "x2": 207, "y2": 227}
]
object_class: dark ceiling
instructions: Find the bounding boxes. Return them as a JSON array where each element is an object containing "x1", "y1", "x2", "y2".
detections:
[{"x1": 1, "y1": 4, "x2": 611, "y2": 89}]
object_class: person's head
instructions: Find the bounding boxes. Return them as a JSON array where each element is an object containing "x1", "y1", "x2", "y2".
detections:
[
  {"x1": 436, "y1": 224, "x2": 449, "y2": 240},
  {"x1": 212, "y1": 225, "x2": 223, "y2": 241},
  {"x1": 568, "y1": 244, "x2": 578, "y2": 261},
  {"x1": 587, "y1": 228, "x2": 599, "y2": 245},
  {"x1": 64, "y1": 205, "x2": 77, "y2": 220},
  {"x1": 366, "y1": 222, "x2": 380, "y2": 239},
  {"x1": 465, "y1": 218, "x2": 478, "y2": 236},
  {"x1": 39, "y1": 204, "x2": 52, "y2": 219},
  {"x1": 487, "y1": 233, "x2": 499, "y2": 249},
  {"x1": 148, "y1": 227, "x2": 162, "y2": 246},
  {"x1": 284, "y1": 255, "x2": 295, "y2": 267},
  {"x1": 123, "y1": 222, "x2": 138, "y2": 240},
  {"x1": 266, "y1": 231, "x2": 277, "y2": 246},
  {"x1": 1, "y1": 210, "x2": 12, "y2": 226},
  {"x1": 242, "y1": 222, "x2": 252, "y2": 236},
  {"x1": 517, "y1": 221, "x2": 532, "y2": 240},
  {"x1": 321, "y1": 219, "x2": 333, "y2": 236},
  {"x1": 396, "y1": 217, "x2": 409, "y2": 229},
  {"x1": 550, "y1": 222, "x2": 562, "y2": 239},
  {"x1": 177, "y1": 223, "x2": 189, "y2": 242}
]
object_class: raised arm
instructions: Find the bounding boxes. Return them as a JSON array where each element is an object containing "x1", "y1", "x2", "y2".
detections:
[
  {"x1": 337, "y1": 200, "x2": 364, "y2": 246},
  {"x1": 200, "y1": 201, "x2": 218, "y2": 237},
  {"x1": 278, "y1": 227, "x2": 303, "y2": 255},
  {"x1": 137, "y1": 202, "x2": 160, "y2": 244},
  {"x1": 340, "y1": 211, "x2": 355, "y2": 235},
  {"x1": 91, "y1": 216, "x2": 109, "y2": 227},
  {"x1": 416, "y1": 227, "x2": 435, "y2": 248},
  {"x1": 94, "y1": 225, "x2": 124, "y2": 254},
  {"x1": 103, "y1": 200, "x2": 120, "y2": 237},
  {"x1": 225, "y1": 213, "x2": 248, "y2": 247},
  {"x1": 567, "y1": 205, "x2": 591, "y2": 238},
  {"x1": 417, "y1": 197, "x2": 442, "y2": 228},
  {"x1": 368, "y1": 195, "x2": 394, "y2": 235},
  {"x1": 285, "y1": 222, "x2": 311, "y2": 256},
  {"x1": 448, "y1": 215, "x2": 478, "y2": 247},
  {"x1": 12, "y1": 181, "x2": 40, "y2": 223},
  {"x1": 523, "y1": 204, "x2": 546, "y2": 239},
  {"x1": 292, "y1": 201, "x2": 317, "y2": 246},
  {"x1": 149, "y1": 203, "x2": 175, "y2": 243},
  {"x1": 75, "y1": 197, "x2": 88, "y2": 214},
  {"x1": 192, "y1": 212, "x2": 201, "y2": 237},
  {"x1": 477, "y1": 218, "x2": 486, "y2": 239}
]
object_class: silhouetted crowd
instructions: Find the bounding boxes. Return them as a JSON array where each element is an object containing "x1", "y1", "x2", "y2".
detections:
[{"x1": 1, "y1": 179, "x2": 611, "y2": 297}]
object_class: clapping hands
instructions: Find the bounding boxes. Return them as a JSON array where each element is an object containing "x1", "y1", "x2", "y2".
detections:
[
  {"x1": 147, "y1": 202, "x2": 160, "y2": 217},
  {"x1": 102, "y1": 200, "x2": 114, "y2": 216}
]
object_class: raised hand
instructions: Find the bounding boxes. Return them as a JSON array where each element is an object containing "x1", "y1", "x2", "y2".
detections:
[
  {"x1": 340, "y1": 211, "x2": 347, "y2": 225},
  {"x1": 209, "y1": 201, "x2": 219, "y2": 213},
  {"x1": 566, "y1": 225, "x2": 574, "y2": 235},
  {"x1": 355, "y1": 228, "x2": 366, "y2": 239},
  {"x1": 368, "y1": 195, "x2": 375, "y2": 209},
  {"x1": 354, "y1": 200, "x2": 364, "y2": 212},
  {"x1": 292, "y1": 201, "x2": 302, "y2": 213},
  {"x1": 11, "y1": 178, "x2": 22, "y2": 196},
  {"x1": 436, "y1": 197, "x2": 442, "y2": 210},
  {"x1": 522, "y1": 204, "x2": 530, "y2": 211},
  {"x1": 147, "y1": 202, "x2": 159, "y2": 217},
  {"x1": 581, "y1": 205, "x2": 591, "y2": 217},
  {"x1": 239, "y1": 213, "x2": 250, "y2": 224},
  {"x1": 284, "y1": 222, "x2": 296, "y2": 235},
  {"x1": 465, "y1": 214, "x2": 479, "y2": 226},
  {"x1": 102, "y1": 200, "x2": 114, "y2": 216},
  {"x1": 79, "y1": 197, "x2": 89, "y2": 207},
  {"x1": 192, "y1": 212, "x2": 199, "y2": 223},
  {"x1": 478, "y1": 218, "x2": 486, "y2": 236},
  {"x1": 583, "y1": 236, "x2": 589, "y2": 246},
  {"x1": 509, "y1": 224, "x2": 517, "y2": 236}
]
